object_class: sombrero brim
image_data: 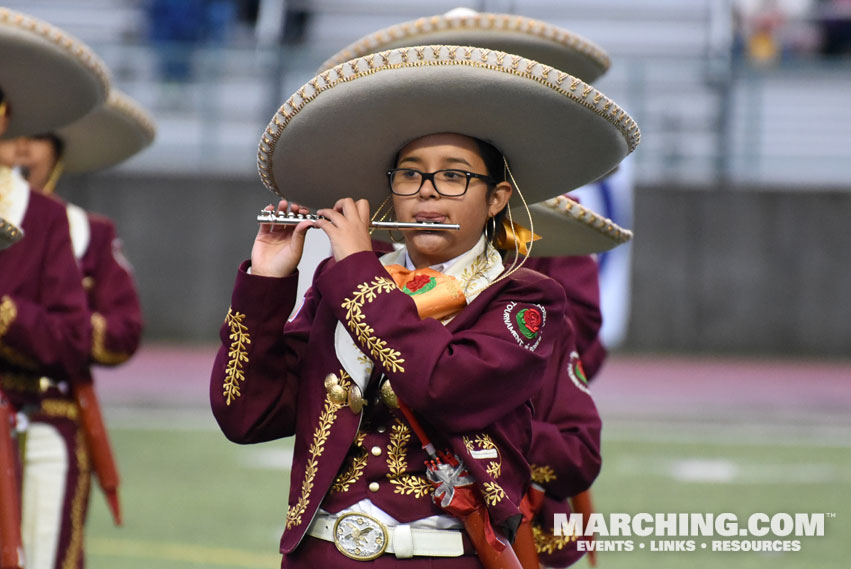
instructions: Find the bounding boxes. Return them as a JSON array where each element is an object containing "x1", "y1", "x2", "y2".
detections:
[
  {"x1": 57, "y1": 90, "x2": 157, "y2": 173},
  {"x1": 0, "y1": 217, "x2": 24, "y2": 250},
  {"x1": 0, "y1": 8, "x2": 110, "y2": 138},
  {"x1": 318, "y1": 12, "x2": 610, "y2": 83},
  {"x1": 510, "y1": 195, "x2": 632, "y2": 257},
  {"x1": 258, "y1": 45, "x2": 639, "y2": 215}
]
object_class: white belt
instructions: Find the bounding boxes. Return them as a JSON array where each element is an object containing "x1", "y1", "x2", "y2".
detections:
[{"x1": 307, "y1": 512, "x2": 466, "y2": 560}]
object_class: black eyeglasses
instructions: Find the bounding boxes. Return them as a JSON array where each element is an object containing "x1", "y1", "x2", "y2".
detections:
[{"x1": 387, "y1": 168, "x2": 497, "y2": 197}]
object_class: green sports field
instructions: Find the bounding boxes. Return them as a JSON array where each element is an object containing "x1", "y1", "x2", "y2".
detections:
[{"x1": 83, "y1": 348, "x2": 851, "y2": 568}]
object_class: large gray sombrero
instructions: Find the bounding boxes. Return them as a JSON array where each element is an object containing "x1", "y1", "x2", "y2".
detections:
[
  {"x1": 318, "y1": 9, "x2": 610, "y2": 83},
  {"x1": 258, "y1": 45, "x2": 639, "y2": 222},
  {"x1": 0, "y1": 216, "x2": 23, "y2": 250},
  {"x1": 56, "y1": 89, "x2": 157, "y2": 173},
  {"x1": 315, "y1": 12, "x2": 627, "y2": 255},
  {"x1": 0, "y1": 7, "x2": 110, "y2": 138}
]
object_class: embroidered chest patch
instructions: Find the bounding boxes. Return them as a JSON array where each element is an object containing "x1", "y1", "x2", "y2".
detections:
[{"x1": 503, "y1": 302, "x2": 546, "y2": 351}]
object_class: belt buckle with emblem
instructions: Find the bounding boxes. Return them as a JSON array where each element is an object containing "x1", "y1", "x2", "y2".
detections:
[{"x1": 332, "y1": 512, "x2": 388, "y2": 561}]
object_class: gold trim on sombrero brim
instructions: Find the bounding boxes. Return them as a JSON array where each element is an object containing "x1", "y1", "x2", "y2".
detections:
[
  {"x1": 0, "y1": 216, "x2": 24, "y2": 250},
  {"x1": 258, "y1": 45, "x2": 639, "y2": 214},
  {"x1": 318, "y1": 11, "x2": 610, "y2": 83},
  {"x1": 0, "y1": 8, "x2": 110, "y2": 138},
  {"x1": 57, "y1": 90, "x2": 157, "y2": 173},
  {"x1": 514, "y1": 195, "x2": 632, "y2": 257}
]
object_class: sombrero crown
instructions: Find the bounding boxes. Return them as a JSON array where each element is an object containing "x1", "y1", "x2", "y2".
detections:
[
  {"x1": 318, "y1": 9, "x2": 610, "y2": 83},
  {"x1": 258, "y1": 45, "x2": 639, "y2": 220},
  {"x1": 0, "y1": 8, "x2": 110, "y2": 137}
]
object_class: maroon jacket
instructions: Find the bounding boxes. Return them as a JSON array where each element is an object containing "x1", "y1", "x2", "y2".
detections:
[
  {"x1": 210, "y1": 250, "x2": 570, "y2": 554},
  {"x1": 523, "y1": 255, "x2": 605, "y2": 379},
  {"x1": 522, "y1": 255, "x2": 605, "y2": 567},
  {"x1": 0, "y1": 191, "x2": 90, "y2": 387},
  {"x1": 78, "y1": 213, "x2": 142, "y2": 365}
]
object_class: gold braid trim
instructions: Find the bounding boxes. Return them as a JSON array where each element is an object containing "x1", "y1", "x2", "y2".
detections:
[
  {"x1": 91, "y1": 312, "x2": 131, "y2": 365},
  {"x1": 341, "y1": 277, "x2": 405, "y2": 373},
  {"x1": 533, "y1": 522, "x2": 579, "y2": 554},
  {"x1": 387, "y1": 419, "x2": 431, "y2": 498},
  {"x1": 530, "y1": 464, "x2": 557, "y2": 485},
  {"x1": 223, "y1": 307, "x2": 251, "y2": 406},
  {"x1": 63, "y1": 428, "x2": 90, "y2": 569},
  {"x1": 331, "y1": 430, "x2": 368, "y2": 493},
  {"x1": 286, "y1": 370, "x2": 351, "y2": 529}
]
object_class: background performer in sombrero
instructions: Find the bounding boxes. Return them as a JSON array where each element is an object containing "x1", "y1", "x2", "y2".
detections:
[
  {"x1": 0, "y1": 7, "x2": 111, "y2": 568},
  {"x1": 210, "y1": 41, "x2": 637, "y2": 567},
  {"x1": 2, "y1": 88, "x2": 156, "y2": 546}
]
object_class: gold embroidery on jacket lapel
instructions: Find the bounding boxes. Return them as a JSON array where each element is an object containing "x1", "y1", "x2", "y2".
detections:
[
  {"x1": 530, "y1": 464, "x2": 557, "y2": 484},
  {"x1": 533, "y1": 522, "x2": 578, "y2": 554},
  {"x1": 91, "y1": 312, "x2": 131, "y2": 365},
  {"x1": 387, "y1": 419, "x2": 431, "y2": 498},
  {"x1": 286, "y1": 370, "x2": 352, "y2": 529},
  {"x1": 223, "y1": 307, "x2": 251, "y2": 405},
  {"x1": 331, "y1": 430, "x2": 368, "y2": 493},
  {"x1": 341, "y1": 277, "x2": 405, "y2": 373}
]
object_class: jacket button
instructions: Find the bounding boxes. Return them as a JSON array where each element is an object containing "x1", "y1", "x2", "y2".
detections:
[
  {"x1": 369, "y1": 482, "x2": 380, "y2": 492},
  {"x1": 370, "y1": 446, "x2": 382, "y2": 456}
]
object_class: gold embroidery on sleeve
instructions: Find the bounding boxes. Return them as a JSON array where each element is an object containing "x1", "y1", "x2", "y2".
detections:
[
  {"x1": 530, "y1": 464, "x2": 557, "y2": 484},
  {"x1": 223, "y1": 307, "x2": 251, "y2": 406},
  {"x1": 0, "y1": 295, "x2": 15, "y2": 337},
  {"x1": 387, "y1": 419, "x2": 431, "y2": 498},
  {"x1": 91, "y1": 313, "x2": 131, "y2": 365},
  {"x1": 341, "y1": 277, "x2": 405, "y2": 373},
  {"x1": 286, "y1": 370, "x2": 351, "y2": 529},
  {"x1": 533, "y1": 522, "x2": 578, "y2": 554},
  {"x1": 0, "y1": 296, "x2": 35, "y2": 368},
  {"x1": 482, "y1": 481, "x2": 506, "y2": 506},
  {"x1": 464, "y1": 433, "x2": 502, "y2": 478},
  {"x1": 331, "y1": 430, "x2": 368, "y2": 493}
]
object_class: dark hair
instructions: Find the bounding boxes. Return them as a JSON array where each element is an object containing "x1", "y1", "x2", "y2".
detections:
[
  {"x1": 0, "y1": 87, "x2": 5, "y2": 104},
  {"x1": 31, "y1": 133, "x2": 65, "y2": 162},
  {"x1": 473, "y1": 138, "x2": 510, "y2": 242}
]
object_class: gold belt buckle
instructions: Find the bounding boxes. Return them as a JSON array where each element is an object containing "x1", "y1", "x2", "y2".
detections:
[{"x1": 332, "y1": 512, "x2": 389, "y2": 561}]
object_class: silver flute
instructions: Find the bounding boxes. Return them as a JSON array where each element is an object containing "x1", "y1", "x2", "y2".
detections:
[{"x1": 257, "y1": 210, "x2": 460, "y2": 231}]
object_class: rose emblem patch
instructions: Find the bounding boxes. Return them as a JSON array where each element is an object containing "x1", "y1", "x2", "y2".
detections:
[
  {"x1": 567, "y1": 350, "x2": 591, "y2": 395},
  {"x1": 402, "y1": 274, "x2": 437, "y2": 296},
  {"x1": 503, "y1": 302, "x2": 546, "y2": 351}
]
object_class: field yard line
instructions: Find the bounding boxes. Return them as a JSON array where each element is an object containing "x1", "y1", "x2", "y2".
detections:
[
  {"x1": 88, "y1": 536, "x2": 280, "y2": 568},
  {"x1": 603, "y1": 419, "x2": 851, "y2": 448}
]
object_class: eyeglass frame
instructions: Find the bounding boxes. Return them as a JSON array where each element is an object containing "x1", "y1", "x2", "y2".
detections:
[{"x1": 386, "y1": 168, "x2": 499, "y2": 197}]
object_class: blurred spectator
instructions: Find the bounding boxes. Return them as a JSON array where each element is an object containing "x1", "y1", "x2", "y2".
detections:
[
  {"x1": 145, "y1": 0, "x2": 238, "y2": 83},
  {"x1": 817, "y1": 0, "x2": 851, "y2": 54},
  {"x1": 748, "y1": 0, "x2": 786, "y2": 63}
]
